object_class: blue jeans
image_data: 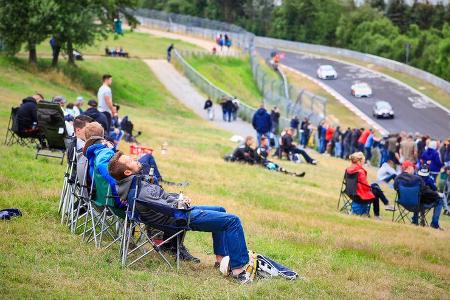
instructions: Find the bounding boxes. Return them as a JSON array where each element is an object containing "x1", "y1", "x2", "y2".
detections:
[
  {"x1": 319, "y1": 138, "x2": 326, "y2": 153},
  {"x1": 365, "y1": 147, "x2": 372, "y2": 162},
  {"x1": 257, "y1": 131, "x2": 270, "y2": 147},
  {"x1": 381, "y1": 174, "x2": 396, "y2": 183},
  {"x1": 189, "y1": 205, "x2": 249, "y2": 270},
  {"x1": 412, "y1": 198, "x2": 443, "y2": 228}
]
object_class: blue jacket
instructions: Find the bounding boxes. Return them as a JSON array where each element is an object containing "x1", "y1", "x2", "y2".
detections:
[
  {"x1": 85, "y1": 143, "x2": 121, "y2": 207},
  {"x1": 252, "y1": 108, "x2": 272, "y2": 134},
  {"x1": 365, "y1": 134, "x2": 374, "y2": 148},
  {"x1": 420, "y1": 148, "x2": 443, "y2": 173},
  {"x1": 290, "y1": 118, "x2": 299, "y2": 130},
  {"x1": 420, "y1": 175, "x2": 437, "y2": 191}
]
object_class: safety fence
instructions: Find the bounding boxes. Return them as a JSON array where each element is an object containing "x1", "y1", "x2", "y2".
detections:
[{"x1": 130, "y1": 8, "x2": 327, "y2": 127}]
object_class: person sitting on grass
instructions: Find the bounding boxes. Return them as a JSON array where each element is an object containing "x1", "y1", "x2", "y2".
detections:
[
  {"x1": 224, "y1": 136, "x2": 256, "y2": 164},
  {"x1": 346, "y1": 152, "x2": 394, "y2": 217},
  {"x1": 109, "y1": 151, "x2": 253, "y2": 284},
  {"x1": 394, "y1": 160, "x2": 444, "y2": 229},
  {"x1": 377, "y1": 159, "x2": 398, "y2": 185},
  {"x1": 255, "y1": 136, "x2": 305, "y2": 177},
  {"x1": 281, "y1": 128, "x2": 317, "y2": 165}
]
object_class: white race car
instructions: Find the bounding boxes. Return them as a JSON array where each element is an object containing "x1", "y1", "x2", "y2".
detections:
[
  {"x1": 351, "y1": 82, "x2": 372, "y2": 97},
  {"x1": 373, "y1": 101, "x2": 394, "y2": 119},
  {"x1": 316, "y1": 65, "x2": 337, "y2": 80}
]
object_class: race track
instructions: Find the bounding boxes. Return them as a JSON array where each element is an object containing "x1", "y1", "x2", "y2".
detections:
[{"x1": 257, "y1": 47, "x2": 450, "y2": 139}]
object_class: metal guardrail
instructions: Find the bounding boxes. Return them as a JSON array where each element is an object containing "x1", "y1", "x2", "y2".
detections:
[{"x1": 130, "y1": 8, "x2": 327, "y2": 127}]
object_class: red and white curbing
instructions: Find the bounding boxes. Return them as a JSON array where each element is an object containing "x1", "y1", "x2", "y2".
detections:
[{"x1": 281, "y1": 64, "x2": 389, "y2": 135}]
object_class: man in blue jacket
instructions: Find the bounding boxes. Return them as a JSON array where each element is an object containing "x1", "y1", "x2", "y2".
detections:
[
  {"x1": 252, "y1": 105, "x2": 271, "y2": 146},
  {"x1": 16, "y1": 94, "x2": 44, "y2": 136}
]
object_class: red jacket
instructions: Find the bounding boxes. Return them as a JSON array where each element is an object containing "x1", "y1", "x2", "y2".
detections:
[
  {"x1": 325, "y1": 127, "x2": 335, "y2": 142},
  {"x1": 346, "y1": 163, "x2": 374, "y2": 201},
  {"x1": 358, "y1": 129, "x2": 370, "y2": 145}
]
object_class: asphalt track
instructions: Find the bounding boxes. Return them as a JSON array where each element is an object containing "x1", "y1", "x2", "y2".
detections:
[{"x1": 257, "y1": 47, "x2": 450, "y2": 139}]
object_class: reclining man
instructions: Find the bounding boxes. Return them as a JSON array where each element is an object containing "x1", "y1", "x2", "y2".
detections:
[
  {"x1": 281, "y1": 128, "x2": 317, "y2": 165},
  {"x1": 394, "y1": 160, "x2": 444, "y2": 230},
  {"x1": 16, "y1": 93, "x2": 44, "y2": 138},
  {"x1": 224, "y1": 136, "x2": 256, "y2": 164},
  {"x1": 109, "y1": 151, "x2": 253, "y2": 283},
  {"x1": 255, "y1": 136, "x2": 305, "y2": 177}
]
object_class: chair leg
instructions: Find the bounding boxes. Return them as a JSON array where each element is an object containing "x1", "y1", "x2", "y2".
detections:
[{"x1": 177, "y1": 234, "x2": 180, "y2": 271}]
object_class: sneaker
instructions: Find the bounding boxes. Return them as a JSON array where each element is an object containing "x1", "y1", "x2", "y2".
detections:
[
  {"x1": 374, "y1": 216, "x2": 382, "y2": 220},
  {"x1": 296, "y1": 172, "x2": 306, "y2": 177},
  {"x1": 431, "y1": 225, "x2": 445, "y2": 231},
  {"x1": 384, "y1": 205, "x2": 395, "y2": 211},
  {"x1": 444, "y1": 210, "x2": 450, "y2": 216},
  {"x1": 311, "y1": 160, "x2": 317, "y2": 165},
  {"x1": 232, "y1": 270, "x2": 253, "y2": 284}
]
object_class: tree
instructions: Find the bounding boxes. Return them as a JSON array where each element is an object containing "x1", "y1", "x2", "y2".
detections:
[
  {"x1": 386, "y1": 0, "x2": 410, "y2": 33},
  {"x1": 367, "y1": 0, "x2": 386, "y2": 11},
  {"x1": 0, "y1": 0, "x2": 57, "y2": 64}
]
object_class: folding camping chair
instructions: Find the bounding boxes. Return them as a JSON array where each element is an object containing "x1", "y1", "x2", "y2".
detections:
[
  {"x1": 121, "y1": 179, "x2": 192, "y2": 270},
  {"x1": 4, "y1": 107, "x2": 37, "y2": 147},
  {"x1": 36, "y1": 101, "x2": 68, "y2": 164},
  {"x1": 82, "y1": 171, "x2": 125, "y2": 250},
  {"x1": 392, "y1": 183, "x2": 436, "y2": 226},
  {"x1": 337, "y1": 171, "x2": 371, "y2": 216},
  {"x1": 58, "y1": 142, "x2": 78, "y2": 224}
]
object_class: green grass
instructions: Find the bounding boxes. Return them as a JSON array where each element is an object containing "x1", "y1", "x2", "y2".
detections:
[
  {"x1": 0, "y1": 53, "x2": 450, "y2": 299},
  {"x1": 186, "y1": 54, "x2": 264, "y2": 108},
  {"x1": 21, "y1": 30, "x2": 201, "y2": 60}
]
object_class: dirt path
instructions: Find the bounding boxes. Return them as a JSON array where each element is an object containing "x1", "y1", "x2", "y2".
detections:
[{"x1": 144, "y1": 59, "x2": 255, "y2": 138}]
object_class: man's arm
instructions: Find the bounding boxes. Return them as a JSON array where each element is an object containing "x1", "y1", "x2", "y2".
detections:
[{"x1": 104, "y1": 94, "x2": 116, "y2": 116}]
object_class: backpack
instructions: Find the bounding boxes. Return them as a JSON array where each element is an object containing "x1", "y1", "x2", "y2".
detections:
[
  {"x1": 0, "y1": 208, "x2": 22, "y2": 220},
  {"x1": 256, "y1": 253, "x2": 299, "y2": 280}
]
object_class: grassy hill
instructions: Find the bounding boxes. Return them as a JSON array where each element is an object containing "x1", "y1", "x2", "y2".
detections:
[{"x1": 0, "y1": 35, "x2": 449, "y2": 299}]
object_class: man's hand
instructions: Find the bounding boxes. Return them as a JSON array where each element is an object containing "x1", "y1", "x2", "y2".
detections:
[{"x1": 182, "y1": 197, "x2": 192, "y2": 206}]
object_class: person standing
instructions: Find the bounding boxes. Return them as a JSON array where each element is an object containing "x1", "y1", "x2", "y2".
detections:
[
  {"x1": 400, "y1": 134, "x2": 417, "y2": 164},
  {"x1": 97, "y1": 74, "x2": 115, "y2": 134},
  {"x1": 364, "y1": 129, "x2": 374, "y2": 164},
  {"x1": 167, "y1": 44, "x2": 174, "y2": 62},
  {"x1": 232, "y1": 97, "x2": 240, "y2": 121},
  {"x1": 420, "y1": 140, "x2": 443, "y2": 180},
  {"x1": 300, "y1": 118, "x2": 310, "y2": 147},
  {"x1": 270, "y1": 106, "x2": 280, "y2": 135},
  {"x1": 252, "y1": 105, "x2": 272, "y2": 146},
  {"x1": 204, "y1": 97, "x2": 214, "y2": 121}
]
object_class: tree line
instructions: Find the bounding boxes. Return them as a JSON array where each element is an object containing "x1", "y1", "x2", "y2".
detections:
[
  {"x1": 0, "y1": 0, "x2": 139, "y2": 66},
  {"x1": 141, "y1": 0, "x2": 450, "y2": 81}
]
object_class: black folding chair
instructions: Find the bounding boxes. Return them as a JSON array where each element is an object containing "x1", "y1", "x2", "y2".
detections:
[
  {"x1": 121, "y1": 179, "x2": 191, "y2": 270},
  {"x1": 337, "y1": 171, "x2": 371, "y2": 216},
  {"x1": 35, "y1": 102, "x2": 68, "y2": 164},
  {"x1": 4, "y1": 107, "x2": 37, "y2": 147}
]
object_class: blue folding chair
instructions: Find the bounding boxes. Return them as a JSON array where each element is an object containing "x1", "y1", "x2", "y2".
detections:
[
  {"x1": 392, "y1": 183, "x2": 436, "y2": 226},
  {"x1": 121, "y1": 178, "x2": 192, "y2": 270}
]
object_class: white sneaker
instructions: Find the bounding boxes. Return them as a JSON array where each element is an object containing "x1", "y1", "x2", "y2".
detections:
[{"x1": 385, "y1": 205, "x2": 395, "y2": 211}]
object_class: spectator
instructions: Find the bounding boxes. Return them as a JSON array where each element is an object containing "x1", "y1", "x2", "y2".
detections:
[
  {"x1": 318, "y1": 121, "x2": 327, "y2": 154},
  {"x1": 300, "y1": 118, "x2": 310, "y2": 147},
  {"x1": 83, "y1": 100, "x2": 108, "y2": 132},
  {"x1": 290, "y1": 115, "x2": 299, "y2": 136},
  {"x1": 270, "y1": 106, "x2": 280, "y2": 135},
  {"x1": 16, "y1": 93, "x2": 44, "y2": 137},
  {"x1": 346, "y1": 152, "x2": 394, "y2": 217},
  {"x1": 281, "y1": 128, "x2": 317, "y2": 165},
  {"x1": 387, "y1": 134, "x2": 400, "y2": 165},
  {"x1": 420, "y1": 140, "x2": 443, "y2": 180},
  {"x1": 342, "y1": 127, "x2": 352, "y2": 159},
  {"x1": 167, "y1": 43, "x2": 174, "y2": 62},
  {"x1": 67, "y1": 115, "x2": 93, "y2": 185},
  {"x1": 73, "y1": 96, "x2": 84, "y2": 116},
  {"x1": 416, "y1": 135, "x2": 428, "y2": 159},
  {"x1": 231, "y1": 97, "x2": 240, "y2": 121},
  {"x1": 325, "y1": 125, "x2": 335, "y2": 155},
  {"x1": 204, "y1": 97, "x2": 214, "y2": 121},
  {"x1": 440, "y1": 139, "x2": 450, "y2": 167},
  {"x1": 110, "y1": 152, "x2": 253, "y2": 284},
  {"x1": 252, "y1": 104, "x2": 272, "y2": 146},
  {"x1": 358, "y1": 128, "x2": 370, "y2": 152},
  {"x1": 364, "y1": 129, "x2": 374, "y2": 164},
  {"x1": 394, "y1": 160, "x2": 443, "y2": 229},
  {"x1": 97, "y1": 74, "x2": 115, "y2": 132},
  {"x1": 400, "y1": 134, "x2": 417, "y2": 164},
  {"x1": 350, "y1": 128, "x2": 361, "y2": 155},
  {"x1": 377, "y1": 159, "x2": 398, "y2": 184},
  {"x1": 228, "y1": 136, "x2": 256, "y2": 164}
]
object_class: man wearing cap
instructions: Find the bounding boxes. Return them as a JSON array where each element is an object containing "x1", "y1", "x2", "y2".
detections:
[
  {"x1": 73, "y1": 96, "x2": 84, "y2": 117},
  {"x1": 83, "y1": 99, "x2": 109, "y2": 132},
  {"x1": 394, "y1": 160, "x2": 444, "y2": 230}
]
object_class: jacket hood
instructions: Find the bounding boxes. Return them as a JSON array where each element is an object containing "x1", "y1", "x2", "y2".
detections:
[
  {"x1": 85, "y1": 143, "x2": 108, "y2": 160},
  {"x1": 22, "y1": 96, "x2": 37, "y2": 104},
  {"x1": 256, "y1": 108, "x2": 267, "y2": 115},
  {"x1": 117, "y1": 174, "x2": 135, "y2": 200}
]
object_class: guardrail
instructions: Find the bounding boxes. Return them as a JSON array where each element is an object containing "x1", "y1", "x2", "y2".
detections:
[
  {"x1": 130, "y1": 8, "x2": 327, "y2": 126},
  {"x1": 255, "y1": 36, "x2": 450, "y2": 95}
]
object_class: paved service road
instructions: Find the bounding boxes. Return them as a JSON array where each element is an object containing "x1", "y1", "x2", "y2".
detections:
[{"x1": 257, "y1": 47, "x2": 450, "y2": 139}]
